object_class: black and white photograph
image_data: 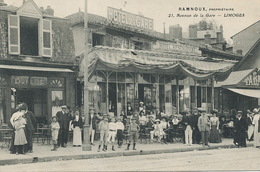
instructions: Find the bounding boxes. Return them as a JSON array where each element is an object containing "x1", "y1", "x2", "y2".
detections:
[{"x1": 0, "y1": 0, "x2": 260, "y2": 171}]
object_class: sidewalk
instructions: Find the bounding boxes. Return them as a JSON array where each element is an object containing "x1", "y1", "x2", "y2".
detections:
[{"x1": 0, "y1": 139, "x2": 253, "y2": 166}]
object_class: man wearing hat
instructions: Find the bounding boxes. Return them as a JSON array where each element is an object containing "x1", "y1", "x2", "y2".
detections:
[
  {"x1": 56, "y1": 105, "x2": 71, "y2": 148},
  {"x1": 191, "y1": 108, "x2": 201, "y2": 144},
  {"x1": 197, "y1": 109, "x2": 210, "y2": 147},
  {"x1": 233, "y1": 111, "x2": 247, "y2": 147},
  {"x1": 182, "y1": 110, "x2": 194, "y2": 146}
]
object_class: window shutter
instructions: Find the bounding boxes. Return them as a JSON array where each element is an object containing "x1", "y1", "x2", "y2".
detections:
[
  {"x1": 8, "y1": 15, "x2": 20, "y2": 55},
  {"x1": 41, "y1": 19, "x2": 52, "y2": 57}
]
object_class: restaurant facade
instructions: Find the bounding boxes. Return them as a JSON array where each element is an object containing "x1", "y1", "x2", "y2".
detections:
[
  {"x1": 67, "y1": 7, "x2": 240, "y2": 117},
  {"x1": 0, "y1": 0, "x2": 76, "y2": 124}
]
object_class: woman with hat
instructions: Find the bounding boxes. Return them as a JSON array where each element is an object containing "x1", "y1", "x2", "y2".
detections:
[
  {"x1": 209, "y1": 109, "x2": 221, "y2": 143},
  {"x1": 10, "y1": 103, "x2": 28, "y2": 154},
  {"x1": 70, "y1": 108, "x2": 83, "y2": 147},
  {"x1": 252, "y1": 108, "x2": 260, "y2": 148}
]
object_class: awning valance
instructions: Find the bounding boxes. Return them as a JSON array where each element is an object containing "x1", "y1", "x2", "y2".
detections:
[
  {"x1": 79, "y1": 46, "x2": 236, "y2": 81},
  {"x1": 0, "y1": 64, "x2": 74, "y2": 73},
  {"x1": 227, "y1": 88, "x2": 260, "y2": 98}
]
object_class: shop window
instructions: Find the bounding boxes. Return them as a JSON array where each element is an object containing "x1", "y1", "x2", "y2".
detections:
[
  {"x1": 126, "y1": 73, "x2": 134, "y2": 83},
  {"x1": 108, "y1": 72, "x2": 116, "y2": 82},
  {"x1": 8, "y1": 15, "x2": 52, "y2": 57},
  {"x1": 96, "y1": 71, "x2": 107, "y2": 82},
  {"x1": 133, "y1": 41, "x2": 144, "y2": 50},
  {"x1": 207, "y1": 87, "x2": 212, "y2": 103},
  {"x1": 159, "y1": 85, "x2": 165, "y2": 113},
  {"x1": 92, "y1": 33, "x2": 104, "y2": 47},
  {"x1": 117, "y1": 72, "x2": 125, "y2": 82},
  {"x1": 117, "y1": 83, "x2": 125, "y2": 115},
  {"x1": 97, "y1": 82, "x2": 107, "y2": 113},
  {"x1": 0, "y1": 88, "x2": 6, "y2": 123}
]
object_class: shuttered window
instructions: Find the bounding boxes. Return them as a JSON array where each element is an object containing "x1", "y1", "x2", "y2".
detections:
[
  {"x1": 8, "y1": 15, "x2": 20, "y2": 55},
  {"x1": 42, "y1": 19, "x2": 52, "y2": 57}
]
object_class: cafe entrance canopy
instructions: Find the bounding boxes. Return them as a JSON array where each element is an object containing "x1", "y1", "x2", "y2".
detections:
[{"x1": 79, "y1": 46, "x2": 235, "y2": 81}]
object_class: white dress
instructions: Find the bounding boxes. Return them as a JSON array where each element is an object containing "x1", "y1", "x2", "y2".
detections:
[{"x1": 252, "y1": 114, "x2": 260, "y2": 147}]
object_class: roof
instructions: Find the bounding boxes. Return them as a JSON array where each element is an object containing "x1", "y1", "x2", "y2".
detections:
[
  {"x1": 215, "y1": 68, "x2": 254, "y2": 87},
  {"x1": 235, "y1": 38, "x2": 260, "y2": 70},
  {"x1": 197, "y1": 30, "x2": 219, "y2": 39},
  {"x1": 0, "y1": 4, "x2": 66, "y2": 20},
  {"x1": 231, "y1": 20, "x2": 260, "y2": 38},
  {"x1": 79, "y1": 46, "x2": 236, "y2": 81}
]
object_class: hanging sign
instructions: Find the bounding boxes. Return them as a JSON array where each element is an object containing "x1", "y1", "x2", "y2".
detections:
[{"x1": 107, "y1": 7, "x2": 154, "y2": 31}]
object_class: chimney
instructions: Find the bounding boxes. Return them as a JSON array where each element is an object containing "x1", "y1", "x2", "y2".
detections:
[
  {"x1": 40, "y1": 7, "x2": 44, "y2": 12},
  {"x1": 169, "y1": 24, "x2": 183, "y2": 39},
  {"x1": 204, "y1": 33, "x2": 211, "y2": 44},
  {"x1": 45, "y1": 5, "x2": 54, "y2": 16},
  {"x1": 222, "y1": 41, "x2": 227, "y2": 51},
  {"x1": 189, "y1": 24, "x2": 197, "y2": 39},
  {"x1": 0, "y1": 0, "x2": 7, "y2": 6},
  {"x1": 236, "y1": 49, "x2": 243, "y2": 55}
]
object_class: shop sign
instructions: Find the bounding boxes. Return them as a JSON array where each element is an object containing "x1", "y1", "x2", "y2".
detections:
[
  {"x1": 30, "y1": 77, "x2": 47, "y2": 86},
  {"x1": 243, "y1": 70, "x2": 260, "y2": 87},
  {"x1": 11, "y1": 76, "x2": 29, "y2": 85},
  {"x1": 107, "y1": 7, "x2": 153, "y2": 31},
  {"x1": 152, "y1": 41, "x2": 202, "y2": 55}
]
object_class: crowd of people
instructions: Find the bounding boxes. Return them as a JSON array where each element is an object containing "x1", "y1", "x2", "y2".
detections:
[{"x1": 7, "y1": 101, "x2": 260, "y2": 154}]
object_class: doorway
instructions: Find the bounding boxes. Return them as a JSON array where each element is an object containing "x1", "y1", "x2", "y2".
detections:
[
  {"x1": 16, "y1": 88, "x2": 47, "y2": 124},
  {"x1": 108, "y1": 83, "x2": 117, "y2": 116}
]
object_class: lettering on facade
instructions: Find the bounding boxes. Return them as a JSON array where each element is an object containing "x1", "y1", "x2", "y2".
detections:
[
  {"x1": 152, "y1": 41, "x2": 202, "y2": 55},
  {"x1": 11, "y1": 76, "x2": 29, "y2": 85},
  {"x1": 30, "y1": 77, "x2": 47, "y2": 86},
  {"x1": 107, "y1": 7, "x2": 154, "y2": 31},
  {"x1": 244, "y1": 70, "x2": 260, "y2": 86}
]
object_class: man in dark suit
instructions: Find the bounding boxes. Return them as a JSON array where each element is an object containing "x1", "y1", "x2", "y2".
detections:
[
  {"x1": 181, "y1": 110, "x2": 195, "y2": 146},
  {"x1": 233, "y1": 111, "x2": 248, "y2": 147},
  {"x1": 56, "y1": 105, "x2": 71, "y2": 147},
  {"x1": 191, "y1": 108, "x2": 201, "y2": 144},
  {"x1": 24, "y1": 105, "x2": 37, "y2": 153}
]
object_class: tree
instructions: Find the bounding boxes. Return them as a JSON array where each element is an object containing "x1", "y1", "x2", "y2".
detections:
[{"x1": 198, "y1": 19, "x2": 215, "y2": 30}]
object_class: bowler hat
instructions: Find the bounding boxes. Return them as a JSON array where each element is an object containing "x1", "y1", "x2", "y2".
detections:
[
  {"x1": 198, "y1": 108, "x2": 206, "y2": 113},
  {"x1": 253, "y1": 108, "x2": 259, "y2": 113},
  {"x1": 237, "y1": 111, "x2": 243, "y2": 114}
]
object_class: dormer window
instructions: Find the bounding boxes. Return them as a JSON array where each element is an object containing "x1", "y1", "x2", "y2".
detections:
[{"x1": 8, "y1": 0, "x2": 52, "y2": 57}]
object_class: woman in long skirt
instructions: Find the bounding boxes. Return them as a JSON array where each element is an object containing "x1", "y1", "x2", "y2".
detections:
[
  {"x1": 70, "y1": 109, "x2": 83, "y2": 147},
  {"x1": 209, "y1": 110, "x2": 221, "y2": 143},
  {"x1": 10, "y1": 103, "x2": 28, "y2": 155}
]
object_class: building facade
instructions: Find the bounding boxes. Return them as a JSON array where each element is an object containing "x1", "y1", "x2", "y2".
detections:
[
  {"x1": 0, "y1": 0, "x2": 76, "y2": 124},
  {"x1": 67, "y1": 8, "x2": 240, "y2": 117}
]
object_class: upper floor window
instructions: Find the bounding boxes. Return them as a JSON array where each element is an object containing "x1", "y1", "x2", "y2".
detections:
[{"x1": 8, "y1": 15, "x2": 52, "y2": 57}]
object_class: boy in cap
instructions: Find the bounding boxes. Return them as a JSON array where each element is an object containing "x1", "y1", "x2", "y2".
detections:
[
  {"x1": 98, "y1": 114, "x2": 109, "y2": 152},
  {"x1": 108, "y1": 117, "x2": 117, "y2": 151},
  {"x1": 126, "y1": 117, "x2": 140, "y2": 150},
  {"x1": 116, "y1": 117, "x2": 124, "y2": 148}
]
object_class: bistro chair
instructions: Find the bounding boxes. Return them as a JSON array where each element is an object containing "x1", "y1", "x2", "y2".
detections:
[
  {"x1": 1, "y1": 125, "x2": 13, "y2": 149},
  {"x1": 34, "y1": 123, "x2": 44, "y2": 143}
]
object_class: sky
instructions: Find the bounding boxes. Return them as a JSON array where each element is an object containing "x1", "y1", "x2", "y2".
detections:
[{"x1": 4, "y1": 0, "x2": 260, "y2": 43}]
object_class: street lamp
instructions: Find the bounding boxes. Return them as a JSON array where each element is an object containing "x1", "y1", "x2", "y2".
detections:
[{"x1": 82, "y1": 0, "x2": 91, "y2": 151}]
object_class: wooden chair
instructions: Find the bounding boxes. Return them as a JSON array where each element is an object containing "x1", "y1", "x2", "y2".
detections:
[
  {"x1": 1, "y1": 125, "x2": 13, "y2": 149},
  {"x1": 34, "y1": 124, "x2": 44, "y2": 143}
]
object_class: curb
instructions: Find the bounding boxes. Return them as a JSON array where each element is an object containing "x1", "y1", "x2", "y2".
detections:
[{"x1": 0, "y1": 143, "x2": 253, "y2": 166}]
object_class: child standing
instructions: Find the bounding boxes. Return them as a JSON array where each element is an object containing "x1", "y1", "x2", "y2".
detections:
[
  {"x1": 116, "y1": 117, "x2": 124, "y2": 148},
  {"x1": 126, "y1": 118, "x2": 140, "y2": 150},
  {"x1": 98, "y1": 114, "x2": 109, "y2": 152},
  {"x1": 51, "y1": 116, "x2": 60, "y2": 151},
  {"x1": 108, "y1": 117, "x2": 117, "y2": 151}
]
